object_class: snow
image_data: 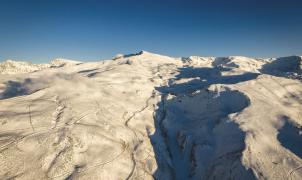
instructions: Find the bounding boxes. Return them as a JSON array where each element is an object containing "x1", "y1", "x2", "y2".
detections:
[
  {"x1": 0, "y1": 60, "x2": 50, "y2": 74},
  {"x1": 0, "y1": 58, "x2": 82, "y2": 74},
  {"x1": 0, "y1": 52, "x2": 301, "y2": 179},
  {"x1": 50, "y1": 58, "x2": 82, "y2": 67}
]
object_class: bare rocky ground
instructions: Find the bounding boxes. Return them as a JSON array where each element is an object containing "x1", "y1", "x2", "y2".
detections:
[{"x1": 0, "y1": 51, "x2": 301, "y2": 179}]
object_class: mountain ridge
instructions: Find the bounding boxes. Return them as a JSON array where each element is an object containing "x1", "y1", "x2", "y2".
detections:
[{"x1": 0, "y1": 51, "x2": 301, "y2": 179}]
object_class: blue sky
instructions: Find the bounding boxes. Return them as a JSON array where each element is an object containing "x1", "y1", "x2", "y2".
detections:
[{"x1": 0, "y1": 0, "x2": 302, "y2": 63}]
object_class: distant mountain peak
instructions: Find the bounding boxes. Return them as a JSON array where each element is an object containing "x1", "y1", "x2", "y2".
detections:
[{"x1": 50, "y1": 58, "x2": 82, "y2": 67}]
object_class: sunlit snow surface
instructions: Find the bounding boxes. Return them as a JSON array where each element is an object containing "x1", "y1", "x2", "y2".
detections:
[{"x1": 0, "y1": 52, "x2": 301, "y2": 179}]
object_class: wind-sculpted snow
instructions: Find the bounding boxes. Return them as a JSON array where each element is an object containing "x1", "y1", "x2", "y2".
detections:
[
  {"x1": 277, "y1": 115, "x2": 302, "y2": 159},
  {"x1": 156, "y1": 66, "x2": 259, "y2": 95},
  {"x1": 260, "y1": 56, "x2": 302, "y2": 80},
  {"x1": 0, "y1": 51, "x2": 301, "y2": 179},
  {"x1": 152, "y1": 65, "x2": 257, "y2": 179}
]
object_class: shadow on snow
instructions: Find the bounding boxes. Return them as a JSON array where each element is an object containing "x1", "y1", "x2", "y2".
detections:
[
  {"x1": 260, "y1": 56, "x2": 302, "y2": 81},
  {"x1": 0, "y1": 79, "x2": 34, "y2": 99},
  {"x1": 149, "y1": 65, "x2": 257, "y2": 179},
  {"x1": 277, "y1": 115, "x2": 302, "y2": 159}
]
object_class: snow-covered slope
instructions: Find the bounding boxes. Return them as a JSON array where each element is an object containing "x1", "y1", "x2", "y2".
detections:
[
  {"x1": 50, "y1": 58, "x2": 82, "y2": 67},
  {"x1": 0, "y1": 51, "x2": 301, "y2": 180}
]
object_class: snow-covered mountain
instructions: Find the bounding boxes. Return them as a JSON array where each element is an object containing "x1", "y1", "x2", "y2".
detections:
[
  {"x1": 0, "y1": 58, "x2": 82, "y2": 74},
  {"x1": 0, "y1": 60, "x2": 50, "y2": 74},
  {"x1": 49, "y1": 58, "x2": 82, "y2": 67},
  {"x1": 0, "y1": 51, "x2": 301, "y2": 180}
]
